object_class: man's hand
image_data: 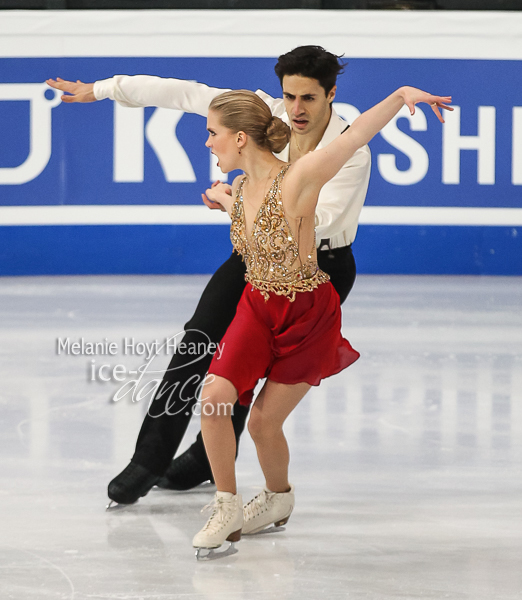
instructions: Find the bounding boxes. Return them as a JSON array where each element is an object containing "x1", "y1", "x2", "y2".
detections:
[
  {"x1": 201, "y1": 181, "x2": 233, "y2": 214},
  {"x1": 46, "y1": 78, "x2": 96, "y2": 103}
]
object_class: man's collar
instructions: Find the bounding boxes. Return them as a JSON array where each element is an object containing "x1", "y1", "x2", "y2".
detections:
[{"x1": 316, "y1": 107, "x2": 346, "y2": 149}]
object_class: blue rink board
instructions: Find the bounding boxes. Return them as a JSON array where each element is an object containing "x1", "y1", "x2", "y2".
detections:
[
  {"x1": 1, "y1": 56, "x2": 521, "y2": 275},
  {"x1": 1, "y1": 224, "x2": 520, "y2": 276}
]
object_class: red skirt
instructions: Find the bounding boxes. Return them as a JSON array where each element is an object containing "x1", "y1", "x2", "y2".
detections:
[{"x1": 208, "y1": 281, "x2": 360, "y2": 406}]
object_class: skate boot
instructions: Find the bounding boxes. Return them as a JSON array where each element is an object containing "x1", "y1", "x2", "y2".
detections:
[
  {"x1": 157, "y1": 448, "x2": 214, "y2": 491},
  {"x1": 106, "y1": 461, "x2": 159, "y2": 508},
  {"x1": 193, "y1": 491, "x2": 243, "y2": 560},
  {"x1": 243, "y1": 484, "x2": 295, "y2": 534}
]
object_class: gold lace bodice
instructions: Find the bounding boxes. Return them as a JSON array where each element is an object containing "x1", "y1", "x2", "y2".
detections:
[{"x1": 230, "y1": 165, "x2": 329, "y2": 301}]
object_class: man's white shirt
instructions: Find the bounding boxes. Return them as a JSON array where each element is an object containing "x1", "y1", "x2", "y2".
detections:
[{"x1": 94, "y1": 75, "x2": 371, "y2": 248}]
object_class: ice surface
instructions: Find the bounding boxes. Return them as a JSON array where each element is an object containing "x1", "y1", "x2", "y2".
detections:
[{"x1": 0, "y1": 275, "x2": 521, "y2": 600}]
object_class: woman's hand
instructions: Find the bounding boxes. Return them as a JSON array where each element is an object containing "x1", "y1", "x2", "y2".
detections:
[
  {"x1": 46, "y1": 78, "x2": 96, "y2": 103},
  {"x1": 400, "y1": 86, "x2": 453, "y2": 123},
  {"x1": 201, "y1": 181, "x2": 233, "y2": 213}
]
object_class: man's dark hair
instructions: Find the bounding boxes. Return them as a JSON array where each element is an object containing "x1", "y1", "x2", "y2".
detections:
[{"x1": 274, "y1": 46, "x2": 345, "y2": 95}]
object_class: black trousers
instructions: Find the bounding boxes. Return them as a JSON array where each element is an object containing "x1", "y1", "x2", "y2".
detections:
[{"x1": 133, "y1": 245, "x2": 356, "y2": 474}]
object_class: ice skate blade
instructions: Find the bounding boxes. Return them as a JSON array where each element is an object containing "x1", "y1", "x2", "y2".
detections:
[
  {"x1": 245, "y1": 515, "x2": 290, "y2": 535},
  {"x1": 195, "y1": 541, "x2": 238, "y2": 561},
  {"x1": 105, "y1": 500, "x2": 137, "y2": 511}
]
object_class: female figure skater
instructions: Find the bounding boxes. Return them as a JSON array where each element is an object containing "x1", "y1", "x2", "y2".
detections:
[{"x1": 194, "y1": 86, "x2": 452, "y2": 555}]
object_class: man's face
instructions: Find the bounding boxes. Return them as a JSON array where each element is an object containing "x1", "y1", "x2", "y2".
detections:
[{"x1": 282, "y1": 75, "x2": 336, "y2": 137}]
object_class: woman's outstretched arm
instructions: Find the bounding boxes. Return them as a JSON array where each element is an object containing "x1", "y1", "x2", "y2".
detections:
[{"x1": 285, "y1": 86, "x2": 452, "y2": 217}]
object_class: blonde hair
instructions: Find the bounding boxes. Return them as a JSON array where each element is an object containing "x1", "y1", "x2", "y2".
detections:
[{"x1": 209, "y1": 90, "x2": 290, "y2": 154}]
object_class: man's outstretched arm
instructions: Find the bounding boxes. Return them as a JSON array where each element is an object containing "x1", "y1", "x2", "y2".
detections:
[{"x1": 46, "y1": 75, "x2": 231, "y2": 116}]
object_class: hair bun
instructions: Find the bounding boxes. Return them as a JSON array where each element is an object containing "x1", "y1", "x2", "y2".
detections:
[{"x1": 265, "y1": 116, "x2": 291, "y2": 154}]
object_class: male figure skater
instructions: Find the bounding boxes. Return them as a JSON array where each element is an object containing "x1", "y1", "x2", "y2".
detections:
[{"x1": 47, "y1": 46, "x2": 371, "y2": 506}]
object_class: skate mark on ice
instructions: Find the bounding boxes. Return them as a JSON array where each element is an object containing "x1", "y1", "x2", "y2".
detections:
[
  {"x1": 6, "y1": 545, "x2": 76, "y2": 599},
  {"x1": 16, "y1": 397, "x2": 99, "y2": 448}
]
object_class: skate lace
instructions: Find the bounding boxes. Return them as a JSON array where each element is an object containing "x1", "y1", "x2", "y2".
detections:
[
  {"x1": 201, "y1": 497, "x2": 236, "y2": 533},
  {"x1": 243, "y1": 489, "x2": 276, "y2": 521}
]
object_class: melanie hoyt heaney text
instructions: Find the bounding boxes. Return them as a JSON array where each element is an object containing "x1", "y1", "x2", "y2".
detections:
[{"x1": 56, "y1": 336, "x2": 225, "y2": 361}]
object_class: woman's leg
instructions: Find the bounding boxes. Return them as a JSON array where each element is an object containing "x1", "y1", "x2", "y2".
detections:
[
  {"x1": 193, "y1": 373, "x2": 243, "y2": 550},
  {"x1": 200, "y1": 375, "x2": 239, "y2": 494},
  {"x1": 248, "y1": 380, "x2": 311, "y2": 493}
]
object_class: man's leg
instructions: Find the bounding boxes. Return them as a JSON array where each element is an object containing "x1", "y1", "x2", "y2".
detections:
[
  {"x1": 160, "y1": 243, "x2": 357, "y2": 491},
  {"x1": 317, "y1": 244, "x2": 356, "y2": 304},
  {"x1": 107, "y1": 252, "x2": 247, "y2": 504}
]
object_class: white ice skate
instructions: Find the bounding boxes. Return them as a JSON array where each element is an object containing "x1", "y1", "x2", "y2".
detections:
[
  {"x1": 242, "y1": 484, "x2": 295, "y2": 535},
  {"x1": 193, "y1": 491, "x2": 243, "y2": 560}
]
